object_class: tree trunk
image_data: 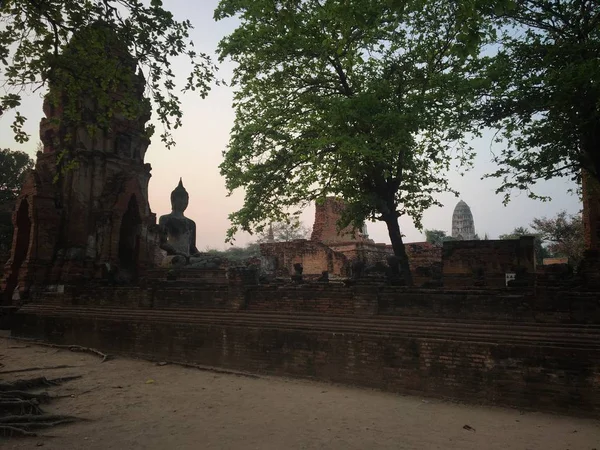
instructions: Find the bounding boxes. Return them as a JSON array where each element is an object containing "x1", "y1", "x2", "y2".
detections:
[{"x1": 383, "y1": 215, "x2": 413, "y2": 286}]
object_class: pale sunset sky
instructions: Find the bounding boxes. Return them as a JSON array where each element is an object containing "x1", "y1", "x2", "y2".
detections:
[{"x1": 0, "y1": 1, "x2": 581, "y2": 250}]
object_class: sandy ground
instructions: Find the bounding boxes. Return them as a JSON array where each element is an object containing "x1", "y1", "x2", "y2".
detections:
[{"x1": 0, "y1": 338, "x2": 598, "y2": 450}]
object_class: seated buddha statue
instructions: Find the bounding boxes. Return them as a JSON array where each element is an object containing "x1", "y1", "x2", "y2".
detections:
[{"x1": 158, "y1": 179, "x2": 203, "y2": 267}]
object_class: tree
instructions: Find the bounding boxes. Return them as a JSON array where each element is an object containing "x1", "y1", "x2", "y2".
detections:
[
  {"x1": 216, "y1": 0, "x2": 482, "y2": 285},
  {"x1": 256, "y1": 220, "x2": 310, "y2": 243},
  {"x1": 531, "y1": 211, "x2": 585, "y2": 266},
  {"x1": 0, "y1": 0, "x2": 215, "y2": 148},
  {"x1": 0, "y1": 149, "x2": 33, "y2": 204},
  {"x1": 498, "y1": 226, "x2": 551, "y2": 264},
  {"x1": 206, "y1": 243, "x2": 261, "y2": 261},
  {"x1": 0, "y1": 148, "x2": 34, "y2": 255},
  {"x1": 424, "y1": 229, "x2": 455, "y2": 246},
  {"x1": 477, "y1": 0, "x2": 600, "y2": 199}
]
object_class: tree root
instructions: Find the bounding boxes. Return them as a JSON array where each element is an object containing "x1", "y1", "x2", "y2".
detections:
[
  {"x1": 0, "y1": 414, "x2": 77, "y2": 423},
  {"x1": 0, "y1": 425, "x2": 37, "y2": 437},
  {"x1": 0, "y1": 375, "x2": 82, "y2": 392},
  {"x1": 0, "y1": 376, "x2": 87, "y2": 439},
  {"x1": 0, "y1": 399, "x2": 43, "y2": 415},
  {"x1": 0, "y1": 414, "x2": 80, "y2": 432},
  {"x1": 7, "y1": 337, "x2": 111, "y2": 363},
  {"x1": 0, "y1": 365, "x2": 77, "y2": 375},
  {"x1": 0, "y1": 391, "x2": 51, "y2": 403}
]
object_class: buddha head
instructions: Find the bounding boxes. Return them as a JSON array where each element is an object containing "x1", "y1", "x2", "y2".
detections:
[{"x1": 170, "y1": 178, "x2": 189, "y2": 213}]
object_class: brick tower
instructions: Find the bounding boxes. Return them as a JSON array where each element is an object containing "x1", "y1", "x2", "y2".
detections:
[
  {"x1": 310, "y1": 197, "x2": 371, "y2": 244},
  {"x1": 1, "y1": 24, "x2": 158, "y2": 303}
]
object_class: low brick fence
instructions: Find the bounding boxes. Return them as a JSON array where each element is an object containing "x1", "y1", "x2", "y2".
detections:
[{"x1": 11, "y1": 277, "x2": 600, "y2": 417}]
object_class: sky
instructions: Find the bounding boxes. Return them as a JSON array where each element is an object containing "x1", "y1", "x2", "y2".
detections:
[{"x1": 0, "y1": 1, "x2": 582, "y2": 250}]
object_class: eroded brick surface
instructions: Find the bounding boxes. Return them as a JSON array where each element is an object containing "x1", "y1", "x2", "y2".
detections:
[
  {"x1": 13, "y1": 280, "x2": 600, "y2": 417},
  {"x1": 1, "y1": 28, "x2": 159, "y2": 303}
]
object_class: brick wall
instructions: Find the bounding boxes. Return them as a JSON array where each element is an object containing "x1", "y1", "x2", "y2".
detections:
[
  {"x1": 328, "y1": 242, "x2": 391, "y2": 264},
  {"x1": 11, "y1": 271, "x2": 600, "y2": 416},
  {"x1": 25, "y1": 278, "x2": 600, "y2": 324},
  {"x1": 245, "y1": 285, "x2": 356, "y2": 314},
  {"x1": 442, "y1": 237, "x2": 536, "y2": 288},
  {"x1": 259, "y1": 239, "x2": 442, "y2": 285},
  {"x1": 310, "y1": 197, "x2": 370, "y2": 244},
  {"x1": 259, "y1": 240, "x2": 349, "y2": 277},
  {"x1": 13, "y1": 303, "x2": 600, "y2": 416},
  {"x1": 404, "y1": 242, "x2": 442, "y2": 285}
]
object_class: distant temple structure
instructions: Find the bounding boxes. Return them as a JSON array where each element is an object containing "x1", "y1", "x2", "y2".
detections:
[{"x1": 451, "y1": 200, "x2": 476, "y2": 240}]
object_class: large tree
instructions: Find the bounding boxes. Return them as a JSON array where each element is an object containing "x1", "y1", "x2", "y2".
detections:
[
  {"x1": 0, "y1": 0, "x2": 215, "y2": 148},
  {"x1": 216, "y1": 0, "x2": 482, "y2": 285},
  {"x1": 256, "y1": 219, "x2": 311, "y2": 243},
  {"x1": 0, "y1": 148, "x2": 33, "y2": 204},
  {"x1": 424, "y1": 229, "x2": 455, "y2": 246},
  {"x1": 478, "y1": 0, "x2": 600, "y2": 199},
  {"x1": 498, "y1": 226, "x2": 550, "y2": 264},
  {"x1": 531, "y1": 211, "x2": 585, "y2": 266}
]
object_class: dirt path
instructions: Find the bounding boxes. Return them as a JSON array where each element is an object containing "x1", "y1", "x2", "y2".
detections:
[{"x1": 0, "y1": 338, "x2": 598, "y2": 450}]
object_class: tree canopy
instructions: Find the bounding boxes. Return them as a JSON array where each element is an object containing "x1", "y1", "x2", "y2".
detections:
[
  {"x1": 498, "y1": 211, "x2": 585, "y2": 266},
  {"x1": 531, "y1": 211, "x2": 584, "y2": 266},
  {"x1": 0, "y1": 148, "x2": 33, "y2": 204},
  {"x1": 478, "y1": 0, "x2": 600, "y2": 200},
  {"x1": 0, "y1": 0, "x2": 215, "y2": 148},
  {"x1": 0, "y1": 148, "x2": 33, "y2": 255},
  {"x1": 216, "y1": 0, "x2": 483, "y2": 284},
  {"x1": 424, "y1": 229, "x2": 455, "y2": 246},
  {"x1": 256, "y1": 219, "x2": 311, "y2": 243},
  {"x1": 498, "y1": 225, "x2": 549, "y2": 264}
]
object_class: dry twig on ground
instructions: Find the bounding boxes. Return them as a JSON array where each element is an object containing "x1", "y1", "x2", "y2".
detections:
[{"x1": 7, "y1": 338, "x2": 111, "y2": 363}]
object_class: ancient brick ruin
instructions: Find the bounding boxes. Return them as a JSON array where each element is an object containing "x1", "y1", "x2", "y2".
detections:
[
  {"x1": 259, "y1": 197, "x2": 537, "y2": 289},
  {"x1": 11, "y1": 276, "x2": 600, "y2": 417},
  {"x1": 1, "y1": 25, "x2": 158, "y2": 303},
  {"x1": 261, "y1": 197, "x2": 439, "y2": 280},
  {"x1": 1, "y1": 27, "x2": 599, "y2": 420},
  {"x1": 310, "y1": 197, "x2": 371, "y2": 243},
  {"x1": 442, "y1": 236, "x2": 536, "y2": 288}
]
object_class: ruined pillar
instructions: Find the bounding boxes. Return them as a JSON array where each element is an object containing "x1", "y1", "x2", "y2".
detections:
[
  {"x1": 580, "y1": 170, "x2": 600, "y2": 287},
  {"x1": 310, "y1": 197, "x2": 371, "y2": 244}
]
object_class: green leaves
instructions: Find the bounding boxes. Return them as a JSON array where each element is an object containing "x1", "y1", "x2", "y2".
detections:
[
  {"x1": 0, "y1": 148, "x2": 34, "y2": 204},
  {"x1": 216, "y1": 0, "x2": 482, "y2": 242},
  {"x1": 477, "y1": 0, "x2": 600, "y2": 199},
  {"x1": 0, "y1": 0, "x2": 216, "y2": 148}
]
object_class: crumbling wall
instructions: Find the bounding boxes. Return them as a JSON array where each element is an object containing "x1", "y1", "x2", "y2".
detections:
[
  {"x1": 13, "y1": 280, "x2": 600, "y2": 417},
  {"x1": 404, "y1": 242, "x2": 442, "y2": 285},
  {"x1": 259, "y1": 240, "x2": 349, "y2": 277},
  {"x1": 328, "y1": 242, "x2": 391, "y2": 265},
  {"x1": 310, "y1": 197, "x2": 370, "y2": 244},
  {"x1": 442, "y1": 237, "x2": 535, "y2": 288}
]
